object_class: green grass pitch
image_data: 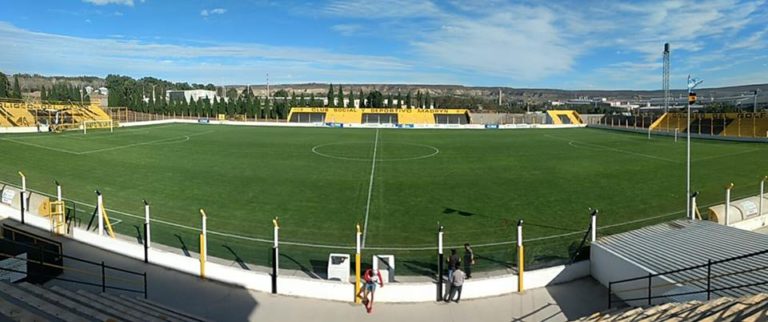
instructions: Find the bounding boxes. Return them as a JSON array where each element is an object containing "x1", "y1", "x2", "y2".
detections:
[{"x1": 0, "y1": 123, "x2": 765, "y2": 276}]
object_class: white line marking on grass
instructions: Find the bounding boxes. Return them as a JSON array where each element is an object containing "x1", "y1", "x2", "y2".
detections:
[
  {"x1": 545, "y1": 134, "x2": 679, "y2": 163},
  {"x1": 362, "y1": 129, "x2": 379, "y2": 248},
  {"x1": 311, "y1": 142, "x2": 438, "y2": 161},
  {"x1": 79, "y1": 131, "x2": 213, "y2": 154},
  {"x1": 692, "y1": 147, "x2": 764, "y2": 162},
  {"x1": 0, "y1": 138, "x2": 81, "y2": 155}
]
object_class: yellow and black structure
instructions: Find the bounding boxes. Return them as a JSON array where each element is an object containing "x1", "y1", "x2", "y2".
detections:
[
  {"x1": 355, "y1": 223, "x2": 362, "y2": 304},
  {"x1": 272, "y1": 217, "x2": 279, "y2": 294},
  {"x1": 199, "y1": 209, "x2": 207, "y2": 279},
  {"x1": 288, "y1": 107, "x2": 470, "y2": 125},
  {"x1": 143, "y1": 200, "x2": 150, "y2": 263},
  {"x1": 18, "y1": 171, "x2": 26, "y2": 224},
  {"x1": 95, "y1": 191, "x2": 115, "y2": 238},
  {"x1": 49, "y1": 180, "x2": 65, "y2": 235},
  {"x1": 725, "y1": 183, "x2": 734, "y2": 226},
  {"x1": 517, "y1": 219, "x2": 524, "y2": 293},
  {"x1": 436, "y1": 224, "x2": 444, "y2": 301},
  {"x1": 761, "y1": 176, "x2": 767, "y2": 219}
]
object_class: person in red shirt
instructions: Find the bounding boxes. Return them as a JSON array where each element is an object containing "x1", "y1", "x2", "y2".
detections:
[{"x1": 356, "y1": 268, "x2": 383, "y2": 313}]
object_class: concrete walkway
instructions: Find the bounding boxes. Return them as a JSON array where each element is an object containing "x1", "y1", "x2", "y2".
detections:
[{"x1": 4, "y1": 219, "x2": 607, "y2": 321}]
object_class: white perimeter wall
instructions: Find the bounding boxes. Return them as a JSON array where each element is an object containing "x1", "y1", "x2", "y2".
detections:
[{"x1": 0, "y1": 201, "x2": 589, "y2": 302}]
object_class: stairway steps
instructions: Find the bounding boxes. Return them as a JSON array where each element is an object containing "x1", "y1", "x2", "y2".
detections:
[
  {"x1": 0, "y1": 293, "x2": 48, "y2": 322},
  {"x1": 18, "y1": 283, "x2": 114, "y2": 322},
  {"x1": 114, "y1": 294, "x2": 192, "y2": 322},
  {"x1": 75, "y1": 290, "x2": 159, "y2": 322},
  {"x1": 133, "y1": 298, "x2": 209, "y2": 322},
  {"x1": 49, "y1": 286, "x2": 134, "y2": 322},
  {"x1": 0, "y1": 282, "x2": 84, "y2": 321}
]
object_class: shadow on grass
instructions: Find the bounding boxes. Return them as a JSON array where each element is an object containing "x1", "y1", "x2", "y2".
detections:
[
  {"x1": 279, "y1": 253, "x2": 323, "y2": 279},
  {"x1": 174, "y1": 234, "x2": 190, "y2": 257},
  {"x1": 442, "y1": 207, "x2": 476, "y2": 217},
  {"x1": 401, "y1": 260, "x2": 437, "y2": 279},
  {"x1": 133, "y1": 225, "x2": 143, "y2": 244},
  {"x1": 223, "y1": 245, "x2": 249, "y2": 270}
]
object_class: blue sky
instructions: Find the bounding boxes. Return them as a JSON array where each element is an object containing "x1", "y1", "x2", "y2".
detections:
[{"x1": 0, "y1": 0, "x2": 766, "y2": 89}]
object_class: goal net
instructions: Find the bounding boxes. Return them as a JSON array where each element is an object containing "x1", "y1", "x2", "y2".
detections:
[{"x1": 82, "y1": 120, "x2": 114, "y2": 134}]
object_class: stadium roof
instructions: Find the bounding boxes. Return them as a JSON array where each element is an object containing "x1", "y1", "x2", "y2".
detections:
[{"x1": 594, "y1": 219, "x2": 768, "y2": 299}]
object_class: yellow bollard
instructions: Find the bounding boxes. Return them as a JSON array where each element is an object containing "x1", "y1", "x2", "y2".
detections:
[{"x1": 355, "y1": 224, "x2": 361, "y2": 304}]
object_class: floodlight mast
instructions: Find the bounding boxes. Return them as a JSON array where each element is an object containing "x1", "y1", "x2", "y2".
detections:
[{"x1": 686, "y1": 75, "x2": 702, "y2": 219}]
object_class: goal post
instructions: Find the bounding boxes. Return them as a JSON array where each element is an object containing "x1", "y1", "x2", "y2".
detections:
[{"x1": 82, "y1": 120, "x2": 114, "y2": 134}]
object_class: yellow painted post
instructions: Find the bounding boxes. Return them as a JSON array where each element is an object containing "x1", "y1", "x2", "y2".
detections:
[
  {"x1": 200, "y1": 209, "x2": 207, "y2": 279},
  {"x1": 355, "y1": 224, "x2": 361, "y2": 303},
  {"x1": 725, "y1": 183, "x2": 733, "y2": 226},
  {"x1": 517, "y1": 219, "x2": 524, "y2": 293},
  {"x1": 18, "y1": 171, "x2": 26, "y2": 193}
]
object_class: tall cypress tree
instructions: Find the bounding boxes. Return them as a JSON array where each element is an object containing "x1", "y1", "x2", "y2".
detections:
[
  {"x1": 0, "y1": 72, "x2": 9, "y2": 98},
  {"x1": 358, "y1": 89, "x2": 364, "y2": 108},
  {"x1": 397, "y1": 92, "x2": 402, "y2": 108},
  {"x1": 347, "y1": 90, "x2": 354, "y2": 108},
  {"x1": 327, "y1": 83, "x2": 334, "y2": 107},
  {"x1": 40, "y1": 86, "x2": 47, "y2": 101},
  {"x1": 12, "y1": 75, "x2": 21, "y2": 99},
  {"x1": 337, "y1": 85, "x2": 344, "y2": 108}
]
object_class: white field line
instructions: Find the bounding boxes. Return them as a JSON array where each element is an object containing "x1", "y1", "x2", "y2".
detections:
[
  {"x1": 545, "y1": 134, "x2": 680, "y2": 164},
  {"x1": 362, "y1": 128, "x2": 379, "y2": 248},
  {"x1": 1, "y1": 175, "x2": 756, "y2": 251},
  {"x1": 1, "y1": 130, "x2": 213, "y2": 155}
]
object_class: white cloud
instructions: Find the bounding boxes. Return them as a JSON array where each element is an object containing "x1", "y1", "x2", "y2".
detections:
[
  {"x1": 201, "y1": 8, "x2": 227, "y2": 17},
  {"x1": 82, "y1": 0, "x2": 134, "y2": 6},
  {"x1": 324, "y1": 0, "x2": 440, "y2": 18},
  {"x1": 0, "y1": 22, "x2": 425, "y2": 84},
  {"x1": 331, "y1": 24, "x2": 363, "y2": 36}
]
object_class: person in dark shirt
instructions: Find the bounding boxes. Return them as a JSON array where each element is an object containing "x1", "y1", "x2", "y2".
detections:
[
  {"x1": 463, "y1": 243, "x2": 475, "y2": 279},
  {"x1": 447, "y1": 248, "x2": 461, "y2": 282}
]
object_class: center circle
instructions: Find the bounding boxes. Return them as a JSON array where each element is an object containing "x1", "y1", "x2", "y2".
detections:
[{"x1": 312, "y1": 142, "x2": 440, "y2": 161}]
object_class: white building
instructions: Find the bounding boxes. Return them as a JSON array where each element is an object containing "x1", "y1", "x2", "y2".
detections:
[{"x1": 165, "y1": 89, "x2": 222, "y2": 103}]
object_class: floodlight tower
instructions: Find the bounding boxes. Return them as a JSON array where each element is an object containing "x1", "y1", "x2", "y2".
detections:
[
  {"x1": 686, "y1": 75, "x2": 703, "y2": 219},
  {"x1": 663, "y1": 43, "x2": 671, "y2": 112}
]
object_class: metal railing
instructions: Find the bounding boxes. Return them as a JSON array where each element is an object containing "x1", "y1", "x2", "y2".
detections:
[
  {"x1": 607, "y1": 248, "x2": 768, "y2": 308},
  {"x1": 0, "y1": 233, "x2": 147, "y2": 298}
]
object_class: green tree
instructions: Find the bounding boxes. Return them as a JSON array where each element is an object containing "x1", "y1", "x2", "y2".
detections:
[
  {"x1": 309, "y1": 93, "x2": 316, "y2": 107},
  {"x1": 405, "y1": 91, "x2": 412, "y2": 108},
  {"x1": 12, "y1": 75, "x2": 22, "y2": 99},
  {"x1": 386, "y1": 94, "x2": 392, "y2": 108},
  {"x1": 327, "y1": 83, "x2": 335, "y2": 107},
  {"x1": 396, "y1": 92, "x2": 402, "y2": 108},
  {"x1": 358, "y1": 89, "x2": 365, "y2": 107},
  {"x1": 366, "y1": 91, "x2": 384, "y2": 108},
  {"x1": 40, "y1": 86, "x2": 47, "y2": 101},
  {"x1": 425, "y1": 92, "x2": 431, "y2": 109},
  {"x1": 337, "y1": 85, "x2": 344, "y2": 108},
  {"x1": 347, "y1": 90, "x2": 354, "y2": 108},
  {"x1": 0, "y1": 72, "x2": 9, "y2": 98}
]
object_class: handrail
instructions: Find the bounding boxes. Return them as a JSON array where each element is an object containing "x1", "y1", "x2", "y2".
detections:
[
  {"x1": 611, "y1": 247, "x2": 768, "y2": 285},
  {"x1": 1, "y1": 235, "x2": 147, "y2": 298},
  {"x1": 607, "y1": 248, "x2": 768, "y2": 308}
]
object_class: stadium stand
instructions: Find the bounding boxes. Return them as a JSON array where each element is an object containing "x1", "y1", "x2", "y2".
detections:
[
  {"x1": 0, "y1": 281, "x2": 207, "y2": 321},
  {"x1": 649, "y1": 112, "x2": 768, "y2": 138},
  {"x1": 287, "y1": 107, "x2": 469, "y2": 124},
  {"x1": 0, "y1": 99, "x2": 113, "y2": 131},
  {"x1": 579, "y1": 293, "x2": 768, "y2": 321}
]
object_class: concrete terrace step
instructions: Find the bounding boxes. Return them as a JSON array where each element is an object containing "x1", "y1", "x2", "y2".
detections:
[
  {"x1": 115, "y1": 294, "x2": 192, "y2": 322},
  {"x1": 133, "y1": 297, "x2": 209, "y2": 322},
  {"x1": 49, "y1": 286, "x2": 135, "y2": 322},
  {"x1": 0, "y1": 282, "x2": 85, "y2": 321},
  {"x1": 0, "y1": 293, "x2": 48, "y2": 322},
  {"x1": 99, "y1": 292, "x2": 183, "y2": 322},
  {"x1": 17, "y1": 283, "x2": 116, "y2": 322},
  {"x1": 75, "y1": 290, "x2": 161, "y2": 322},
  {"x1": 577, "y1": 293, "x2": 768, "y2": 322}
]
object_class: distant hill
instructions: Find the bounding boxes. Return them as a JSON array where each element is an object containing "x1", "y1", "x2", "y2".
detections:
[{"x1": 6, "y1": 72, "x2": 766, "y2": 104}]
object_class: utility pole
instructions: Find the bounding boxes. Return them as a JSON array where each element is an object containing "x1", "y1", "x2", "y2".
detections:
[
  {"x1": 663, "y1": 43, "x2": 671, "y2": 113},
  {"x1": 686, "y1": 75, "x2": 703, "y2": 219}
]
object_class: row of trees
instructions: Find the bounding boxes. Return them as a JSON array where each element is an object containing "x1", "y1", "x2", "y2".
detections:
[
  {"x1": 322, "y1": 83, "x2": 451, "y2": 109},
  {"x1": 40, "y1": 83, "x2": 91, "y2": 103},
  {"x1": 0, "y1": 72, "x2": 22, "y2": 99}
]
